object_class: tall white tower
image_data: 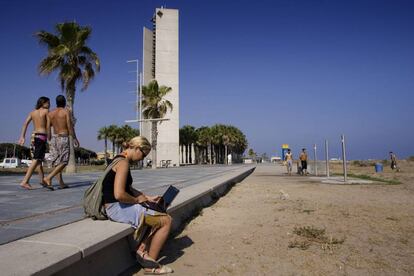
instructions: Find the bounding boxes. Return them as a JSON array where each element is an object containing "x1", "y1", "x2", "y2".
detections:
[{"x1": 142, "y1": 7, "x2": 179, "y2": 167}]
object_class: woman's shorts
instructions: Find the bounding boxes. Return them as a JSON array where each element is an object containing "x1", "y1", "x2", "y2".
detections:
[{"x1": 105, "y1": 202, "x2": 167, "y2": 229}]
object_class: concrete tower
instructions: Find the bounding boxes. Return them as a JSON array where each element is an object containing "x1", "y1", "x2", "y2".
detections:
[{"x1": 142, "y1": 7, "x2": 179, "y2": 167}]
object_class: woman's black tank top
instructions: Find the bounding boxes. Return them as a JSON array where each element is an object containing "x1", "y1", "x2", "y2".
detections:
[{"x1": 102, "y1": 168, "x2": 134, "y2": 204}]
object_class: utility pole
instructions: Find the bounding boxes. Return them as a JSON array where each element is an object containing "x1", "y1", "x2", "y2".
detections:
[
  {"x1": 325, "y1": 139, "x2": 330, "y2": 177},
  {"x1": 341, "y1": 134, "x2": 347, "y2": 182},
  {"x1": 313, "y1": 144, "x2": 318, "y2": 176}
]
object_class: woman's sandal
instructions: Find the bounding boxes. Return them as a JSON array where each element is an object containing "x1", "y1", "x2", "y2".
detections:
[
  {"x1": 144, "y1": 265, "x2": 173, "y2": 275},
  {"x1": 136, "y1": 251, "x2": 160, "y2": 269}
]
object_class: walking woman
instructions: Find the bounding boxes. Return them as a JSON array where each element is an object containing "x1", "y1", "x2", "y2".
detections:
[{"x1": 103, "y1": 136, "x2": 173, "y2": 275}]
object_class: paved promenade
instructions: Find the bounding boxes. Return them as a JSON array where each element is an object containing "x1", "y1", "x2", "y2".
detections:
[{"x1": 0, "y1": 164, "x2": 250, "y2": 245}]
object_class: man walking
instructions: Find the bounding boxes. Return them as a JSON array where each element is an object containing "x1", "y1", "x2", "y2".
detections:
[
  {"x1": 299, "y1": 148, "x2": 308, "y2": 175},
  {"x1": 18, "y1": 97, "x2": 51, "y2": 190},
  {"x1": 43, "y1": 95, "x2": 79, "y2": 189},
  {"x1": 284, "y1": 149, "x2": 293, "y2": 176}
]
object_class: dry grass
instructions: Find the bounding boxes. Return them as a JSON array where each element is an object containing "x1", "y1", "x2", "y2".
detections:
[
  {"x1": 288, "y1": 239, "x2": 311, "y2": 250},
  {"x1": 289, "y1": 226, "x2": 345, "y2": 251}
]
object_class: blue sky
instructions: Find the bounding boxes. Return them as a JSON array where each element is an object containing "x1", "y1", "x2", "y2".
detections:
[{"x1": 0, "y1": 0, "x2": 413, "y2": 160}]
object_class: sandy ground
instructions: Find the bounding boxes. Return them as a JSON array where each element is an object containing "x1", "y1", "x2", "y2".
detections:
[{"x1": 132, "y1": 162, "x2": 414, "y2": 275}]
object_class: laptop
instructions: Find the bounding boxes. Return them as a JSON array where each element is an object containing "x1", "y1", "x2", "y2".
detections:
[{"x1": 140, "y1": 185, "x2": 180, "y2": 213}]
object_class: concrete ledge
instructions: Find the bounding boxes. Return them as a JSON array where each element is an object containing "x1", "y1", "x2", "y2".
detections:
[{"x1": 0, "y1": 165, "x2": 255, "y2": 276}]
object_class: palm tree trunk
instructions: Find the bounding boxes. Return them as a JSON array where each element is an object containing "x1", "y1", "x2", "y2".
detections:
[
  {"x1": 112, "y1": 141, "x2": 115, "y2": 158},
  {"x1": 189, "y1": 143, "x2": 192, "y2": 164},
  {"x1": 66, "y1": 92, "x2": 76, "y2": 173},
  {"x1": 209, "y1": 143, "x2": 212, "y2": 164},
  {"x1": 213, "y1": 145, "x2": 216, "y2": 164},
  {"x1": 185, "y1": 144, "x2": 188, "y2": 164},
  {"x1": 180, "y1": 145, "x2": 184, "y2": 164},
  {"x1": 151, "y1": 121, "x2": 158, "y2": 169},
  {"x1": 205, "y1": 147, "x2": 208, "y2": 164},
  {"x1": 104, "y1": 138, "x2": 108, "y2": 166},
  {"x1": 194, "y1": 145, "x2": 198, "y2": 164}
]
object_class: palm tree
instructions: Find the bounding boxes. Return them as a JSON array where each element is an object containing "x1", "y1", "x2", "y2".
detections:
[
  {"x1": 195, "y1": 126, "x2": 211, "y2": 164},
  {"x1": 142, "y1": 80, "x2": 173, "y2": 169},
  {"x1": 36, "y1": 22, "x2": 100, "y2": 172},
  {"x1": 97, "y1": 126, "x2": 111, "y2": 165},
  {"x1": 117, "y1": 125, "x2": 140, "y2": 152},
  {"x1": 179, "y1": 127, "x2": 188, "y2": 164},
  {"x1": 229, "y1": 125, "x2": 248, "y2": 162},
  {"x1": 179, "y1": 125, "x2": 197, "y2": 164},
  {"x1": 107, "y1": 125, "x2": 118, "y2": 158}
]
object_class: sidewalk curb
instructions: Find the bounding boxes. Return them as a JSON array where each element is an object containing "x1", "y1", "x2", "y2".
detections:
[{"x1": 0, "y1": 165, "x2": 255, "y2": 276}]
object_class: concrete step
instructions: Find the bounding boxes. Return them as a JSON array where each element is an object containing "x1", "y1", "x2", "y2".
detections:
[{"x1": 0, "y1": 165, "x2": 255, "y2": 276}]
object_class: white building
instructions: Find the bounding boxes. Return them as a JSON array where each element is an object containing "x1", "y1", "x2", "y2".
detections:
[{"x1": 142, "y1": 7, "x2": 179, "y2": 167}]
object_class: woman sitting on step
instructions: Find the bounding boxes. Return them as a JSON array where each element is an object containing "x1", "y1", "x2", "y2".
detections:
[{"x1": 103, "y1": 136, "x2": 173, "y2": 275}]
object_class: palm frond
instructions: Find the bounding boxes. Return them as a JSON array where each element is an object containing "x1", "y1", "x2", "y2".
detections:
[
  {"x1": 35, "y1": 31, "x2": 59, "y2": 49},
  {"x1": 51, "y1": 44, "x2": 70, "y2": 56},
  {"x1": 81, "y1": 63, "x2": 95, "y2": 91},
  {"x1": 80, "y1": 46, "x2": 101, "y2": 72},
  {"x1": 58, "y1": 22, "x2": 80, "y2": 46},
  {"x1": 76, "y1": 27, "x2": 92, "y2": 44},
  {"x1": 38, "y1": 55, "x2": 62, "y2": 75},
  {"x1": 80, "y1": 46, "x2": 100, "y2": 71}
]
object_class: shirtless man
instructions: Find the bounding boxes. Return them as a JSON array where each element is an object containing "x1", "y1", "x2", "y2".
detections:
[
  {"x1": 43, "y1": 95, "x2": 79, "y2": 189},
  {"x1": 285, "y1": 149, "x2": 293, "y2": 176},
  {"x1": 299, "y1": 148, "x2": 308, "y2": 175},
  {"x1": 18, "y1": 97, "x2": 50, "y2": 190}
]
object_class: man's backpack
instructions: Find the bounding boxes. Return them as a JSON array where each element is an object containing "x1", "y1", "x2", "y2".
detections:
[{"x1": 83, "y1": 156, "x2": 125, "y2": 220}]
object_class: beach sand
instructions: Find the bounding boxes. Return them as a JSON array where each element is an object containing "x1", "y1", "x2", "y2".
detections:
[{"x1": 133, "y1": 161, "x2": 414, "y2": 275}]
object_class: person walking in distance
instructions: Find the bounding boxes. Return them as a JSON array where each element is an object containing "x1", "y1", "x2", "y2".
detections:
[
  {"x1": 18, "y1": 97, "x2": 51, "y2": 190},
  {"x1": 299, "y1": 148, "x2": 308, "y2": 175},
  {"x1": 389, "y1": 151, "x2": 400, "y2": 172},
  {"x1": 43, "y1": 95, "x2": 79, "y2": 189},
  {"x1": 285, "y1": 149, "x2": 293, "y2": 176}
]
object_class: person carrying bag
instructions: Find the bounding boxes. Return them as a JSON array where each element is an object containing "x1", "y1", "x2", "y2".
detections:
[{"x1": 84, "y1": 136, "x2": 173, "y2": 275}]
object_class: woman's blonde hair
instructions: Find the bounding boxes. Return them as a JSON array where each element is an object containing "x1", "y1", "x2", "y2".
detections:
[{"x1": 122, "y1": 136, "x2": 151, "y2": 153}]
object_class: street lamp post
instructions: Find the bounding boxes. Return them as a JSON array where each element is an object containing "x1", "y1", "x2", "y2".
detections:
[
  {"x1": 325, "y1": 139, "x2": 330, "y2": 177},
  {"x1": 126, "y1": 59, "x2": 142, "y2": 135}
]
